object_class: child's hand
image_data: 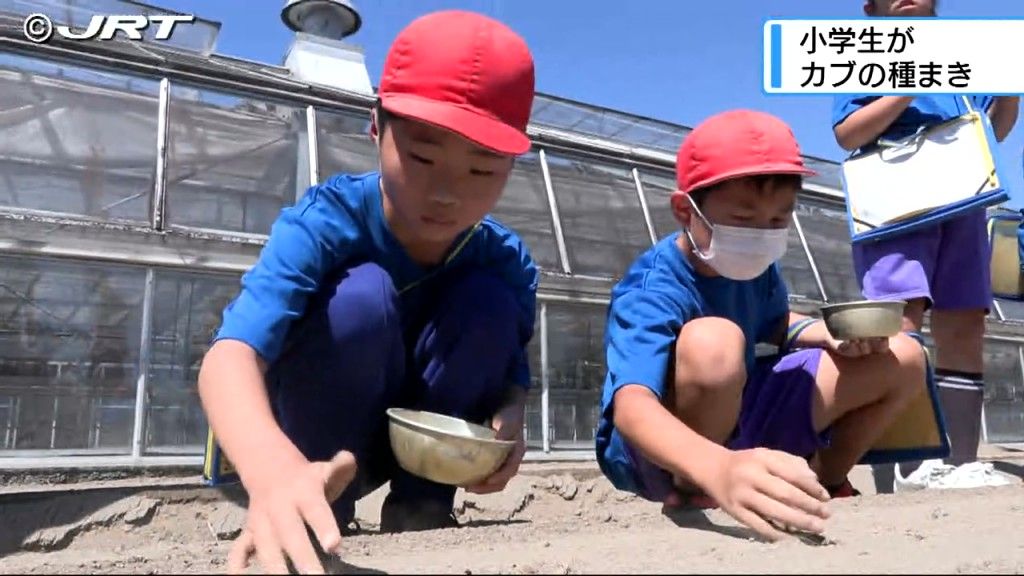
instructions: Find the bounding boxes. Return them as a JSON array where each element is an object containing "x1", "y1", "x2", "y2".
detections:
[
  {"x1": 228, "y1": 451, "x2": 357, "y2": 575},
  {"x1": 702, "y1": 447, "x2": 831, "y2": 542},
  {"x1": 828, "y1": 336, "x2": 890, "y2": 358},
  {"x1": 463, "y1": 403, "x2": 526, "y2": 495}
]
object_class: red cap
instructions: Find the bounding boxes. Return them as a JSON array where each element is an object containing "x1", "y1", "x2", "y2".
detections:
[
  {"x1": 378, "y1": 10, "x2": 535, "y2": 155},
  {"x1": 676, "y1": 109, "x2": 816, "y2": 194}
]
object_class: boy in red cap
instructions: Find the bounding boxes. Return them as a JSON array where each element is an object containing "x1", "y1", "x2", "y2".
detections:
[
  {"x1": 198, "y1": 10, "x2": 537, "y2": 573},
  {"x1": 596, "y1": 109, "x2": 928, "y2": 541}
]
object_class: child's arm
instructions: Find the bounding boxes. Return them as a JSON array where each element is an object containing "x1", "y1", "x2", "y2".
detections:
[
  {"x1": 771, "y1": 311, "x2": 889, "y2": 357},
  {"x1": 833, "y1": 96, "x2": 916, "y2": 151},
  {"x1": 613, "y1": 384, "x2": 730, "y2": 490},
  {"x1": 464, "y1": 385, "x2": 527, "y2": 494},
  {"x1": 200, "y1": 344, "x2": 350, "y2": 575},
  {"x1": 606, "y1": 292, "x2": 724, "y2": 486},
  {"x1": 199, "y1": 340, "x2": 306, "y2": 494},
  {"x1": 607, "y1": 292, "x2": 829, "y2": 542},
  {"x1": 200, "y1": 187, "x2": 360, "y2": 574},
  {"x1": 201, "y1": 340, "x2": 355, "y2": 573},
  {"x1": 778, "y1": 311, "x2": 830, "y2": 350},
  {"x1": 613, "y1": 383, "x2": 829, "y2": 541},
  {"x1": 989, "y1": 96, "x2": 1020, "y2": 142}
]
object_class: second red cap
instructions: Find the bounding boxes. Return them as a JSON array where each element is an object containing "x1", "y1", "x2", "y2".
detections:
[
  {"x1": 378, "y1": 10, "x2": 535, "y2": 155},
  {"x1": 676, "y1": 109, "x2": 816, "y2": 194}
]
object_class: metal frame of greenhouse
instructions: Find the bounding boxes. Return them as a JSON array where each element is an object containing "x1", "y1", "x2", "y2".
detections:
[{"x1": 2, "y1": 2, "x2": 1024, "y2": 470}]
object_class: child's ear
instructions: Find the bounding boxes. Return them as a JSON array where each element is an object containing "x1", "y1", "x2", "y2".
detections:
[
  {"x1": 369, "y1": 109, "x2": 380, "y2": 145},
  {"x1": 863, "y1": 0, "x2": 876, "y2": 15},
  {"x1": 670, "y1": 190, "x2": 694, "y2": 228}
]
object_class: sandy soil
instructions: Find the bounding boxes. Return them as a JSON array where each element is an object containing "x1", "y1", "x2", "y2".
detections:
[{"x1": 2, "y1": 464, "x2": 1023, "y2": 574}]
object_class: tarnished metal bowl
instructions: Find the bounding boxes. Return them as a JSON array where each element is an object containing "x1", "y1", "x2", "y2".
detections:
[
  {"x1": 820, "y1": 300, "x2": 906, "y2": 340},
  {"x1": 386, "y1": 408, "x2": 515, "y2": 486}
]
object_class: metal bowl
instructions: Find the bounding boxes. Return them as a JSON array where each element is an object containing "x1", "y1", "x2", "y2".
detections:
[
  {"x1": 386, "y1": 408, "x2": 515, "y2": 486},
  {"x1": 820, "y1": 300, "x2": 906, "y2": 340}
]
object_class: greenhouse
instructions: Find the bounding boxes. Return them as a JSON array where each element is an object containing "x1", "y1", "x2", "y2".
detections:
[{"x1": 2, "y1": 0, "x2": 1024, "y2": 470}]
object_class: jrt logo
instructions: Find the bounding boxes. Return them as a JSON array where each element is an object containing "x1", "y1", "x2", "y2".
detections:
[{"x1": 23, "y1": 13, "x2": 195, "y2": 44}]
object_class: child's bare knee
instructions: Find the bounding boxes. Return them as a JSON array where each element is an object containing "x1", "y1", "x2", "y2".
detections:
[
  {"x1": 675, "y1": 317, "x2": 747, "y2": 393},
  {"x1": 887, "y1": 333, "x2": 928, "y2": 398}
]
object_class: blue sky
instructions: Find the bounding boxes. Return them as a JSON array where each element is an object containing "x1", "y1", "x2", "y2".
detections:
[{"x1": 168, "y1": 0, "x2": 1023, "y2": 195}]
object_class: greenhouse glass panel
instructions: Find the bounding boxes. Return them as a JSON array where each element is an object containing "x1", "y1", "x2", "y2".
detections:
[
  {"x1": 146, "y1": 270, "x2": 241, "y2": 453},
  {"x1": 635, "y1": 169, "x2": 680, "y2": 242},
  {"x1": 921, "y1": 332, "x2": 1024, "y2": 443},
  {"x1": 546, "y1": 153, "x2": 651, "y2": 278},
  {"x1": 0, "y1": 255, "x2": 144, "y2": 453},
  {"x1": 531, "y1": 95, "x2": 686, "y2": 155},
  {"x1": 796, "y1": 197, "x2": 862, "y2": 302},
  {"x1": 781, "y1": 218, "x2": 824, "y2": 302},
  {"x1": 0, "y1": 53, "x2": 158, "y2": 222},
  {"x1": 523, "y1": 305, "x2": 543, "y2": 449},
  {"x1": 490, "y1": 152, "x2": 562, "y2": 272},
  {"x1": 545, "y1": 302, "x2": 606, "y2": 449},
  {"x1": 166, "y1": 84, "x2": 303, "y2": 235},
  {"x1": 315, "y1": 108, "x2": 379, "y2": 181},
  {"x1": 982, "y1": 339, "x2": 1024, "y2": 442}
]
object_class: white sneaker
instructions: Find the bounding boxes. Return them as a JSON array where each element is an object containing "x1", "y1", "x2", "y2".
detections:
[
  {"x1": 933, "y1": 462, "x2": 1013, "y2": 489},
  {"x1": 893, "y1": 459, "x2": 956, "y2": 493},
  {"x1": 893, "y1": 459, "x2": 1012, "y2": 492}
]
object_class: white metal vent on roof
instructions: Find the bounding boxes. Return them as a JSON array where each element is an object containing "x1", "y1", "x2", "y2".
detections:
[{"x1": 280, "y1": 0, "x2": 372, "y2": 97}]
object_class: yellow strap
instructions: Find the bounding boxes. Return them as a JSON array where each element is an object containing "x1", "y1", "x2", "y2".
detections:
[
  {"x1": 397, "y1": 221, "x2": 482, "y2": 295},
  {"x1": 967, "y1": 110, "x2": 999, "y2": 188},
  {"x1": 203, "y1": 426, "x2": 216, "y2": 478}
]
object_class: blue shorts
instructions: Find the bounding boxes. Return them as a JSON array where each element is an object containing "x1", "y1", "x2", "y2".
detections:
[{"x1": 606, "y1": 348, "x2": 828, "y2": 503}]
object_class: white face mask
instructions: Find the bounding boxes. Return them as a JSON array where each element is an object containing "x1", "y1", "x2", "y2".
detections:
[{"x1": 685, "y1": 198, "x2": 790, "y2": 281}]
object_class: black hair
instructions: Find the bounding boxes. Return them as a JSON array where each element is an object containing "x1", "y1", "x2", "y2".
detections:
[
  {"x1": 689, "y1": 174, "x2": 803, "y2": 207},
  {"x1": 373, "y1": 99, "x2": 390, "y2": 134}
]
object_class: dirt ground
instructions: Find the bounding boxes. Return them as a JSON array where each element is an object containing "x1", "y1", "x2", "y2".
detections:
[{"x1": 2, "y1": 462, "x2": 1024, "y2": 575}]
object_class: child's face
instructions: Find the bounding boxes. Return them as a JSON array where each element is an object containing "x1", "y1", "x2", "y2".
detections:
[
  {"x1": 673, "y1": 176, "x2": 797, "y2": 254},
  {"x1": 865, "y1": 0, "x2": 936, "y2": 17},
  {"x1": 374, "y1": 112, "x2": 515, "y2": 248}
]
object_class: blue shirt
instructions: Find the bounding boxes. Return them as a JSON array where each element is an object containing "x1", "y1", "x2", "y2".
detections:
[
  {"x1": 832, "y1": 95, "x2": 994, "y2": 150},
  {"x1": 215, "y1": 172, "x2": 538, "y2": 387},
  {"x1": 595, "y1": 233, "x2": 789, "y2": 487}
]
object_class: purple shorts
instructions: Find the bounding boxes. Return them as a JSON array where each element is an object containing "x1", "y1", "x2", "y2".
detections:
[
  {"x1": 624, "y1": 348, "x2": 829, "y2": 503},
  {"x1": 853, "y1": 209, "x2": 992, "y2": 311}
]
